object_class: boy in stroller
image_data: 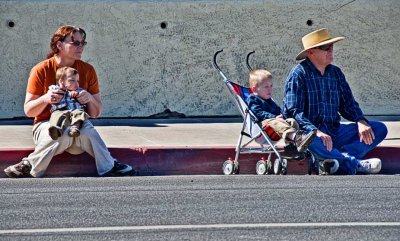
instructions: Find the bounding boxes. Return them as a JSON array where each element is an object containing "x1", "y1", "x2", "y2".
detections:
[{"x1": 246, "y1": 69, "x2": 316, "y2": 153}]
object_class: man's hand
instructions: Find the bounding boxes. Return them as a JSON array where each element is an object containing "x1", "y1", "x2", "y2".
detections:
[
  {"x1": 76, "y1": 90, "x2": 93, "y2": 104},
  {"x1": 316, "y1": 130, "x2": 333, "y2": 151},
  {"x1": 275, "y1": 114, "x2": 284, "y2": 119},
  {"x1": 358, "y1": 120, "x2": 375, "y2": 145}
]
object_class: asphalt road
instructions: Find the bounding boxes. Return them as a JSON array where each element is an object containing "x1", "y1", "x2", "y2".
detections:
[{"x1": 1, "y1": 175, "x2": 400, "y2": 241}]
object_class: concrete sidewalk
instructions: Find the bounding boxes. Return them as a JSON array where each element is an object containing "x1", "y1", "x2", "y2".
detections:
[{"x1": 1, "y1": 117, "x2": 400, "y2": 177}]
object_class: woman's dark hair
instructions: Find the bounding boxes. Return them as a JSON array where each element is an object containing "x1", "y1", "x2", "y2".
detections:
[{"x1": 47, "y1": 25, "x2": 86, "y2": 59}]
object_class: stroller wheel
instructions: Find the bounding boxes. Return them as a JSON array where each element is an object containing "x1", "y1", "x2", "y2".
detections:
[
  {"x1": 307, "y1": 151, "x2": 320, "y2": 175},
  {"x1": 281, "y1": 159, "x2": 288, "y2": 175},
  {"x1": 222, "y1": 159, "x2": 236, "y2": 175},
  {"x1": 256, "y1": 160, "x2": 267, "y2": 175},
  {"x1": 307, "y1": 153, "x2": 315, "y2": 175},
  {"x1": 266, "y1": 158, "x2": 273, "y2": 174},
  {"x1": 314, "y1": 159, "x2": 320, "y2": 175},
  {"x1": 273, "y1": 158, "x2": 282, "y2": 175}
]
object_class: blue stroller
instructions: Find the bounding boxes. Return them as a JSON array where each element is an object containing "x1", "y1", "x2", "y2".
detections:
[{"x1": 212, "y1": 49, "x2": 318, "y2": 175}]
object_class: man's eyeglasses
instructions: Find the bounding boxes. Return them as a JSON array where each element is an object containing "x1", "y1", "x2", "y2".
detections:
[
  {"x1": 65, "y1": 40, "x2": 87, "y2": 47},
  {"x1": 315, "y1": 44, "x2": 333, "y2": 51}
]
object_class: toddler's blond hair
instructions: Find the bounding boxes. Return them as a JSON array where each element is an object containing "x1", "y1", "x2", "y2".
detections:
[
  {"x1": 248, "y1": 69, "x2": 272, "y2": 88},
  {"x1": 56, "y1": 66, "x2": 79, "y2": 83}
]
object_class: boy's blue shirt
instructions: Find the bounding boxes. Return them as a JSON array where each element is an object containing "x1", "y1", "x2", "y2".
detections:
[
  {"x1": 50, "y1": 88, "x2": 86, "y2": 113},
  {"x1": 246, "y1": 93, "x2": 282, "y2": 122}
]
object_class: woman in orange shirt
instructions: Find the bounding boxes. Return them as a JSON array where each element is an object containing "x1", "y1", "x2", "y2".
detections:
[{"x1": 4, "y1": 25, "x2": 135, "y2": 177}]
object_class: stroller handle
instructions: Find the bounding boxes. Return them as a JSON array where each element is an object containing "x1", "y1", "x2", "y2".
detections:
[
  {"x1": 213, "y1": 49, "x2": 229, "y2": 81},
  {"x1": 246, "y1": 50, "x2": 255, "y2": 71}
]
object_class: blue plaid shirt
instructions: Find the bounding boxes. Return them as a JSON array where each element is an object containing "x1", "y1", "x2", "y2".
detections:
[
  {"x1": 246, "y1": 94, "x2": 282, "y2": 122},
  {"x1": 283, "y1": 58, "x2": 366, "y2": 136},
  {"x1": 51, "y1": 88, "x2": 86, "y2": 113}
]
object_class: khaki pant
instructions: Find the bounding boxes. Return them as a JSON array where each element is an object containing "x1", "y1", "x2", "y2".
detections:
[
  {"x1": 49, "y1": 109, "x2": 88, "y2": 131},
  {"x1": 23, "y1": 120, "x2": 114, "y2": 177},
  {"x1": 261, "y1": 118, "x2": 299, "y2": 141}
]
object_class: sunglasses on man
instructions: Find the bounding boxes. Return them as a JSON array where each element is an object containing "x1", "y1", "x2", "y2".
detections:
[{"x1": 315, "y1": 44, "x2": 333, "y2": 51}]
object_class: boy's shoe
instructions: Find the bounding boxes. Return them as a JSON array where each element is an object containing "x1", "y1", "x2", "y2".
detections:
[
  {"x1": 356, "y1": 158, "x2": 382, "y2": 174},
  {"x1": 319, "y1": 159, "x2": 339, "y2": 175},
  {"x1": 68, "y1": 125, "x2": 81, "y2": 138},
  {"x1": 101, "y1": 161, "x2": 136, "y2": 177},
  {"x1": 4, "y1": 160, "x2": 32, "y2": 178},
  {"x1": 294, "y1": 130, "x2": 317, "y2": 152},
  {"x1": 49, "y1": 126, "x2": 63, "y2": 140}
]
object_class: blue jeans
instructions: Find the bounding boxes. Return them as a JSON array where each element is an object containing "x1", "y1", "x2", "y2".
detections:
[{"x1": 308, "y1": 121, "x2": 387, "y2": 174}]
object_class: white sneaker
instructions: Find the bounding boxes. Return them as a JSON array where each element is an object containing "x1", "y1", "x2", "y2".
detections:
[
  {"x1": 356, "y1": 158, "x2": 382, "y2": 174},
  {"x1": 319, "y1": 159, "x2": 339, "y2": 175}
]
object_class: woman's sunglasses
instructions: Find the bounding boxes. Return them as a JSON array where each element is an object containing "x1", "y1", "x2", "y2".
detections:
[{"x1": 65, "y1": 40, "x2": 87, "y2": 47}]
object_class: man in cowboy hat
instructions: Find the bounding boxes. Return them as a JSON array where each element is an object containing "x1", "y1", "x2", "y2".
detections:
[{"x1": 283, "y1": 28, "x2": 387, "y2": 175}]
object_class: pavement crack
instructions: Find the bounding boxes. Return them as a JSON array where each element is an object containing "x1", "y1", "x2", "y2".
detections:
[{"x1": 331, "y1": 0, "x2": 356, "y2": 12}]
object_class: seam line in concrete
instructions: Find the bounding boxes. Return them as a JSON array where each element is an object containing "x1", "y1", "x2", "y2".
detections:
[{"x1": 1, "y1": 222, "x2": 400, "y2": 234}]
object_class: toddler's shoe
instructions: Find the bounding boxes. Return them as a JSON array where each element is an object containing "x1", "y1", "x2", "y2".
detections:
[
  {"x1": 294, "y1": 130, "x2": 317, "y2": 152},
  {"x1": 68, "y1": 125, "x2": 80, "y2": 138},
  {"x1": 49, "y1": 126, "x2": 63, "y2": 140}
]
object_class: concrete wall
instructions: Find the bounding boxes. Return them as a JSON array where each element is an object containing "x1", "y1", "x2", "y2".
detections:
[{"x1": 1, "y1": 0, "x2": 399, "y2": 118}]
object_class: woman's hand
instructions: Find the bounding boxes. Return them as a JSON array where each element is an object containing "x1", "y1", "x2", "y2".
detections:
[{"x1": 46, "y1": 88, "x2": 64, "y2": 104}]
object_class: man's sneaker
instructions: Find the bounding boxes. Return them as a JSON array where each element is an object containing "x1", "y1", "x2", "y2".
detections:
[
  {"x1": 4, "y1": 160, "x2": 32, "y2": 178},
  {"x1": 294, "y1": 130, "x2": 317, "y2": 152},
  {"x1": 319, "y1": 159, "x2": 339, "y2": 175},
  {"x1": 356, "y1": 158, "x2": 381, "y2": 174},
  {"x1": 101, "y1": 161, "x2": 136, "y2": 177}
]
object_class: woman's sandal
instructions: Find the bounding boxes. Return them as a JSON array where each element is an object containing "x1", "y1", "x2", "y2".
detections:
[{"x1": 68, "y1": 125, "x2": 80, "y2": 137}]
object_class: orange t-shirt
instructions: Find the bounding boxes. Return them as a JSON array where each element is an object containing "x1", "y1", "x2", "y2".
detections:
[{"x1": 26, "y1": 57, "x2": 100, "y2": 124}]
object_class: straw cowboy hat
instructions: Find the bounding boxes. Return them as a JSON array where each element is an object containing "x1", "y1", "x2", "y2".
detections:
[{"x1": 296, "y1": 28, "x2": 345, "y2": 60}]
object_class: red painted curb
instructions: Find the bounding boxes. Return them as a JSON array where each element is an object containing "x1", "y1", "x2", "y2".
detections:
[{"x1": 0, "y1": 146, "x2": 399, "y2": 177}]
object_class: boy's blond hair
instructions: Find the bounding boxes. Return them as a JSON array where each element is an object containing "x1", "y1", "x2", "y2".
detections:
[
  {"x1": 55, "y1": 66, "x2": 79, "y2": 83},
  {"x1": 248, "y1": 69, "x2": 272, "y2": 88}
]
